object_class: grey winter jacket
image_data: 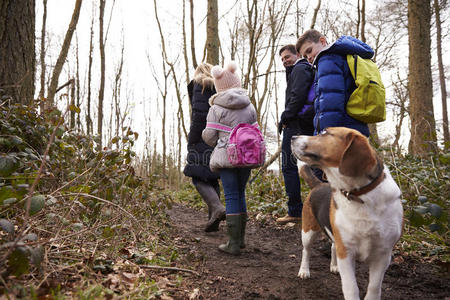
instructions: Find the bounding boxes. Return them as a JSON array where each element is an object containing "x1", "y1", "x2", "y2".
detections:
[{"x1": 202, "y1": 88, "x2": 257, "y2": 172}]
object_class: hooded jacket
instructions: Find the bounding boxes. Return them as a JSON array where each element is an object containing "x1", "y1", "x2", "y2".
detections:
[
  {"x1": 281, "y1": 58, "x2": 315, "y2": 132},
  {"x1": 313, "y1": 35, "x2": 371, "y2": 137},
  {"x1": 183, "y1": 74, "x2": 219, "y2": 181},
  {"x1": 202, "y1": 88, "x2": 257, "y2": 172}
]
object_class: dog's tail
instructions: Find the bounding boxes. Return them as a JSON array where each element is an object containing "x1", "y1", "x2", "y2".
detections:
[{"x1": 299, "y1": 165, "x2": 322, "y2": 189}]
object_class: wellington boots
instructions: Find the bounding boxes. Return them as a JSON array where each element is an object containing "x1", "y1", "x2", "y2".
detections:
[
  {"x1": 218, "y1": 215, "x2": 241, "y2": 255},
  {"x1": 205, "y1": 206, "x2": 226, "y2": 232},
  {"x1": 240, "y1": 213, "x2": 247, "y2": 249},
  {"x1": 194, "y1": 181, "x2": 226, "y2": 232}
]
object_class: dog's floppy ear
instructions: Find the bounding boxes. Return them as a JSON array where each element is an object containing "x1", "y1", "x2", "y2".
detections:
[{"x1": 339, "y1": 131, "x2": 376, "y2": 177}]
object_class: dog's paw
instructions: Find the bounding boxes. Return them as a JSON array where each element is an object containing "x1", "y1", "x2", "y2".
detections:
[
  {"x1": 330, "y1": 265, "x2": 339, "y2": 274},
  {"x1": 297, "y1": 268, "x2": 310, "y2": 279}
]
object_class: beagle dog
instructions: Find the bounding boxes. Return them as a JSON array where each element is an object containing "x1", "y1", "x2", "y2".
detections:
[{"x1": 291, "y1": 127, "x2": 403, "y2": 300}]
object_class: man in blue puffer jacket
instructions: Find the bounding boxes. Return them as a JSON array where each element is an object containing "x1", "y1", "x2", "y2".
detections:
[{"x1": 296, "y1": 29, "x2": 371, "y2": 137}]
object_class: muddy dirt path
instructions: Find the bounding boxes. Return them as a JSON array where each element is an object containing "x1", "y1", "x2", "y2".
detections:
[{"x1": 167, "y1": 204, "x2": 449, "y2": 299}]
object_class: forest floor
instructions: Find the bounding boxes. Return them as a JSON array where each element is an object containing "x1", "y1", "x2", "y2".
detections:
[{"x1": 166, "y1": 203, "x2": 449, "y2": 300}]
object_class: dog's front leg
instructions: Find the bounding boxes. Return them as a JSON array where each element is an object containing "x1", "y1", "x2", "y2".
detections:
[
  {"x1": 364, "y1": 251, "x2": 392, "y2": 300},
  {"x1": 337, "y1": 255, "x2": 359, "y2": 300},
  {"x1": 330, "y1": 242, "x2": 339, "y2": 273}
]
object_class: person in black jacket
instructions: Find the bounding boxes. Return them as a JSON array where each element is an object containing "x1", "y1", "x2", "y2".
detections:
[
  {"x1": 183, "y1": 63, "x2": 226, "y2": 232},
  {"x1": 276, "y1": 44, "x2": 315, "y2": 225}
]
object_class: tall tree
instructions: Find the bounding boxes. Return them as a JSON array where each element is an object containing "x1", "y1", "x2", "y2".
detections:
[
  {"x1": 0, "y1": 0, "x2": 35, "y2": 104},
  {"x1": 86, "y1": 8, "x2": 95, "y2": 135},
  {"x1": 182, "y1": 0, "x2": 190, "y2": 86},
  {"x1": 153, "y1": 0, "x2": 170, "y2": 182},
  {"x1": 433, "y1": 0, "x2": 449, "y2": 147},
  {"x1": 46, "y1": 0, "x2": 82, "y2": 107},
  {"x1": 310, "y1": 0, "x2": 321, "y2": 29},
  {"x1": 359, "y1": 0, "x2": 380, "y2": 145},
  {"x1": 98, "y1": 0, "x2": 106, "y2": 146},
  {"x1": 206, "y1": 0, "x2": 219, "y2": 65},
  {"x1": 38, "y1": 0, "x2": 47, "y2": 111},
  {"x1": 189, "y1": 0, "x2": 198, "y2": 69},
  {"x1": 408, "y1": 0, "x2": 437, "y2": 155}
]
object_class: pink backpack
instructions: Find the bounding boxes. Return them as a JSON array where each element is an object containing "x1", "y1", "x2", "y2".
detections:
[{"x1": 206, "y1": 122, "x2": 266, "y2": 167}]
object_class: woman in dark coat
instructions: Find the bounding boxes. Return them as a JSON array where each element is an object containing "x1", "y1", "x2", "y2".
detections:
[{"x1": 183, "y1": 63, "x2": 225, "y2": 232}]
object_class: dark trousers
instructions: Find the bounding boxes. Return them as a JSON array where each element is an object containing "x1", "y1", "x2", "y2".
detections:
[{"x1": 282, "y1": 126, "x2": 313, "y2": 217}]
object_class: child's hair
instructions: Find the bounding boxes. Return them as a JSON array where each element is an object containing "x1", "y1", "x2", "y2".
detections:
[
  {"x1": 279, "y1": 44, "x2": 297, "y2": 56},
  {"x1": 296, "y1": 29, "x2": 324, "y2": 53}
]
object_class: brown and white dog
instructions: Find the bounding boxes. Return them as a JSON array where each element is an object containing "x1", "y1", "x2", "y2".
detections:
[{"x1": 291, "y1": 127, "x2": 403, "y2": 300}]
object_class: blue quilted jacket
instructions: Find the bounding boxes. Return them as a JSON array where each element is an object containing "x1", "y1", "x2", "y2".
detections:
[{"x1": 313, "y1": 36, "x2": 372, "y2": 137}]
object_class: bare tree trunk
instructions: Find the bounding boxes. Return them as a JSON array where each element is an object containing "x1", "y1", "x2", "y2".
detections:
[
  {"x1": 177, "y1": 109, "x2": 182, "y2": 188},
  {"x1": 310, "y1": 0, "x2": 321, "y2": 29},
  {"x1": 360, "y1": 0, "x2": 366, "y2": 42},
  {"x1": 113, "y1": 38, "x2": 124, "y2": 138},
  {"x1": 408, "y1": 0, "x2": 437, "y2": 155},
  {"x1": 206, "y1": 0, "x2": 219, "y2": 65},
  {"x1": 182, "y1": 0, "x2": 190, "y2": 85},
  {"x1": 39, "y1": 0, "x2": 47, "y2": 111},
  {"x1": 356, "y1": 0, "x2": 360, "y2": 39},
  {"x1": 153, "y1": 0, "x2": 170, "y2": 181},
  {"x1": 47, "y1": 0, "x2": 82, "y2": 106},
  {"x1": 229, "y1": 21, "x2": 238, "y2": 61},
  {"x1": 75, "y1": 35, "x2": 81, "y2": 130},
  {"x1": 98, "y1": 0, "x2": 106, "y2": 147},
  {"x1": 70, "y1": 75, "x2": 75, "y2": 129},
  {"x1": 189, "y1": 0, "x2": 198, "y2": 69},
  {"x1": 86, "y1": 11, "x2": 94, "y2": 135},
  {"x1": 0, "y1": 0, "x2": 35, "y2": 105},
  {"x1": 391, "y1": 72, "x2": 408, "y2": 153},
  {"x1": 434, "y1": 0, "x2": 449, "y2": 147},
  {"x1": 358, "y1": 0, "x2": 380, "y2": 145}
]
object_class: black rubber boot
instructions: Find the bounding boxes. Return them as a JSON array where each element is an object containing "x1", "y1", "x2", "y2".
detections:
[
  {"x1": 240, "y1": 213, "x2": 247, "y2": 249},
  {"x1": 218, "y1": 215, "x2": 241, "y2": 255},
  {"x1": 194, "y1": 181, "x2": 226, "y2": 232}
]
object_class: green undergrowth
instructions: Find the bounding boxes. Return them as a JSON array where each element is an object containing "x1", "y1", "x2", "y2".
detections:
[{"x1": 0, "y1": 102, "x2": 184, "y2": 298}]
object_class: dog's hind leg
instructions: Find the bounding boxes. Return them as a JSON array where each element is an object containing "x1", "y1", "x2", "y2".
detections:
[
  {"x1": 298, "y1": 229, "x2": 319, "y2": 278},
  {"x1": 298, "y1": 194, "x2": 321, "y2": 279},
  {"x1": 364, "y1": 251, "x2": 392, "y2": 300}
]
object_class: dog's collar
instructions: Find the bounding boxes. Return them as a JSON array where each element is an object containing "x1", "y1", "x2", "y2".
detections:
[{"x1": 340, "y1": 167, "x2": 386, "y2": 204}]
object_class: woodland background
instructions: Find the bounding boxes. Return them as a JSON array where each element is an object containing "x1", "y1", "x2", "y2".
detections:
[{"x1": 0, "y1": 0, "x2": 448, "y2": 298}]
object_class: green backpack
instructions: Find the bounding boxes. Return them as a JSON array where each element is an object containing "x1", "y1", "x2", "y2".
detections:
[{"x1": 346, "y1": 54, "x2": 386, "y2": 123}]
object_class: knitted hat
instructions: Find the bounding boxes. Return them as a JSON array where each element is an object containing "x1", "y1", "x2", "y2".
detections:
[{"x1": 211, "y1": 62, "x2": 241, "y2": 92}]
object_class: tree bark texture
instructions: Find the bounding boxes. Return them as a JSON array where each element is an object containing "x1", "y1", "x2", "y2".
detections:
[
  {"x1": 46, "y1": 0, "x2": 82, "y2": 106},
  {"x1": 98, "y1": 0, "x2": 106, "y2": 146},
  {"x1": 0, "y1": 0, "x2": 35, "y2": 105},
  {"x1": 86, "y1": 14, "x2": 94, "y2": 135},
  {"x1": 182, "y1": 0, "x2": 190, "y2": 86},
  {"x1": 407, "y1": 0, "x2": 437, "y2": 155},
  {"x1": 189, "y1": 0, "x2": 198, "y2": 69},
  {"x1": 310, "y1": 0, "x2": 321, "y2": 29},
  {"x1": 206, "y1": 0, "x2": 219, "y2": 65},
  {"x1": 38, "y1": 0, "x2": 47, "y2": 107},
  {"x1": 433, "y1": 0, "x2": 449, "y2": 147}
]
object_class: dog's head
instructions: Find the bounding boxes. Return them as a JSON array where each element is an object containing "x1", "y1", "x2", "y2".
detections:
[{"x1": 291, "y1": 127, "x2": 378, "y2": 178}]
